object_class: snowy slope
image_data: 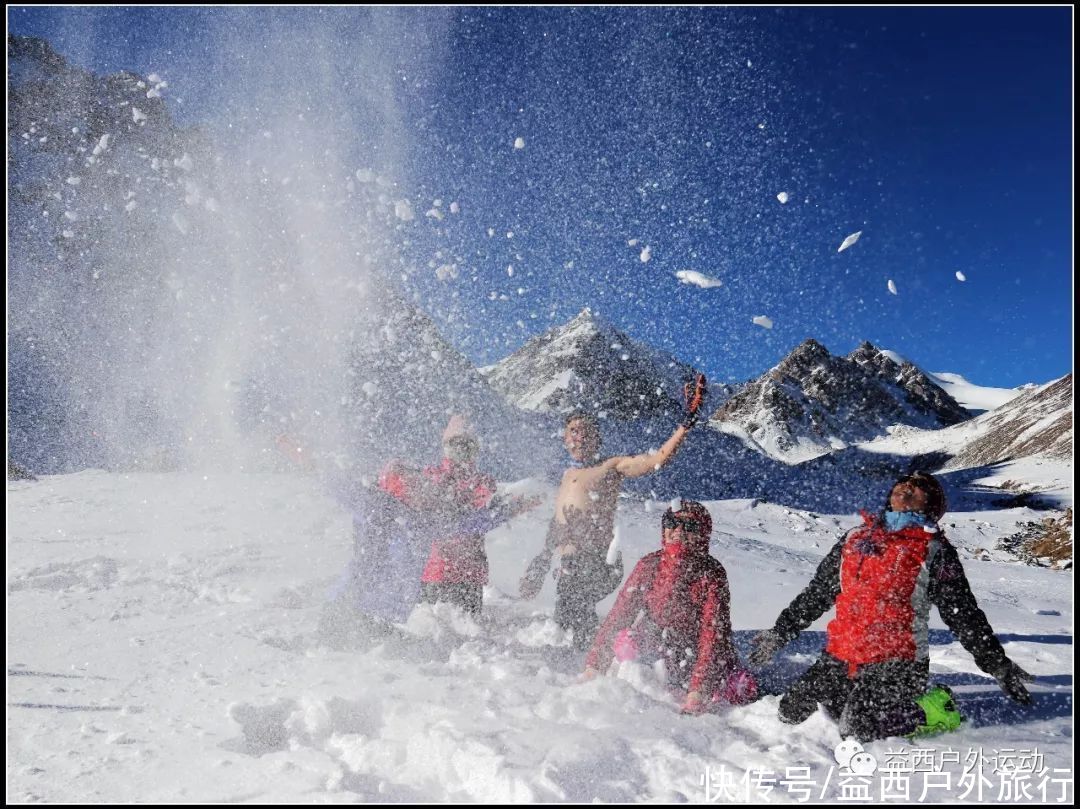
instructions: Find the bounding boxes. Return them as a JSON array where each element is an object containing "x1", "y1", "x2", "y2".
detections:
[
  {"x1": 7, "y1": 470, "x2": 1072, "y2": 803},
  {"x1": 928, "y1": 372, "x2": 1026, "y2": 415}
]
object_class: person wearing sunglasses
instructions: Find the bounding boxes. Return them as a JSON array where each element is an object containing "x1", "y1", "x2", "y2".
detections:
[
  {"x1": 748, "y1": 471, "x2": 1035, "y2": 741},
  {"x1": 519, "y1": 374, "x2": 709, "y2": 649},
  {"x1": 582, "y1": 501, "x2": 756, "y2": 714}
]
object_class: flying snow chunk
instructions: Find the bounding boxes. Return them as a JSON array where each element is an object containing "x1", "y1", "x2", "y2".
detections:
[
  {"x1": 435, "y1": 264, "x2": 458, "y2": 281},
  {"x1": 487, "y1": 228, "x2": 495, "y2": 237},
  {"x1": 628, "y1": 238, "x2": 639, "y2": 247},
  {"x1": 507, "y1": 265, "x2": 514, "y2": 277},
  {"x1": 394, "y1": 200, "x2": 415, "y2": 221},
  {"x1": 837, "y1": 230, "x2": 862, "y2": 252},
  {"x1": 425, "y1": 207, "x2": 444, "y2": 220},
  {"x1": 752, "y1": 315, "x2": 773, "y2": 329},
  {"x1": 449, "y1": 201, "x2": 460, "y2": 214},
  {"x1": 132, "y1": 107, "x2": 147, "y2": 124},
  {"x1": 955, "y1": 271, "x2": 967, "y2": 282},
  {"x1": 92, "y1": 134, "x2": 111, "y2": 155},
  {"x1": 514, "y1": 137, "x2": 525, "y2": 150},
  {"x1": 148, "y1": 73, "x2": 162, "y2": 83},
  {"x1": 640, "y1": 245, "x2": 652, "y2": 263},
  {"x1": 675, "y1": 270, "x2": 723, "y2": 289},
  {"x1": 887, "y1": 279, "x2": 898, "y2": 295},
  {"x1": 776, "y1": 191, "x2": 790, "y2": 204},
  {"x1": 66, "y1": 176, "x2": 82, "y2": 186}
]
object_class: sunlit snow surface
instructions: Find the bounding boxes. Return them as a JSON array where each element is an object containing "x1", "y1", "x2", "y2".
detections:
[{"x1": 7, "y1": 468, "x2": 1072, "y2": 803}]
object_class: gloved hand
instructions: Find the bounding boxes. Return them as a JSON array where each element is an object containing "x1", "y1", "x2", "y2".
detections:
[
  {"x1": 748, "y1": 629, "x2": 785, "y2": 668},
  {"x1": 519, "y1": 549, "x2": 552, "y2": 599},
  {"x1": 681, "y1": 373, "x2": 707, "y2": 429},
  {"x1": 991, "y1": 659, "x2": 1034, "y2": 705},
  {"x1": 680, "y1": 690, "x2": 707, "y2": 715}
]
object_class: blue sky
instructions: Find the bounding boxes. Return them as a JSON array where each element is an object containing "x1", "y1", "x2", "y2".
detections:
[{"x1": 9, "y1": 6, "x2": 1073, "y2": 388}]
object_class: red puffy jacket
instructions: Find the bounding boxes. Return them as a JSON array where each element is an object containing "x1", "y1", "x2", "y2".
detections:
[
  {"x1": 586, "y1": 540, "x2": 737, "y2": 696},
  {"x1": 825, "y1": 512, "x2": 942, "y2": 668}
]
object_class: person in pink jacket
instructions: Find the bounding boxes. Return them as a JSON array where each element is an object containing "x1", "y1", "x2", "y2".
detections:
[{"x1": 583, "y1": 501, "x2": 756, "y2": 714}]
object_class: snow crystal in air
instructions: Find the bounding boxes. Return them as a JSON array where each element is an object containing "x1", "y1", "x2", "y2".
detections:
[
  {"x1": 776, "y1": 191, "x2": 790, "y2": 204},
  {"x1": 435, "y1": 264, "x2": 458, "y2": 282},
  {"x1": 132, "y1": 107, "x2": 147, "y2": 124},
  {"x1": 628, "y1": 238, "x2": 639, "y2": 247},
  {"x1": 955, "y1": 271, "x2": 966, "y2": 282},
  {"x1": 507, "y1": 265, "x2": 514, "y2": 277},
  {"x1": 752, "y1": 315, "x2": 773, "y2": 329},
  {"x1": 640, "y1": 245, "x2": 652, "y2": 263},
  {"x1": 675, "y1": 270, "x2": 723, "y2": 289},
  {"x1": 837, "y1": 230, "x2": 862, "y2": 252},
  {"x1": 449, "y1": 201, "x2": 460, "y2": 214},
  {"x1": 92, "y1": 134, "x2": 111, "y2": 155},
  {"x1": 887, "y1": 279, "x2": 898, "y2": 295},
  {"x1": 487, "y1": 228, "x2": 495, "y2": 238},
  {"x1": 514, "y1": 137, "x2": 525, "y2": 150},
  {"x1": 61, "y1": 229, "x2": 74, "y2": 239},
  {"x1": 394, "y1": 200, "x2": 415, "y2": 221}
]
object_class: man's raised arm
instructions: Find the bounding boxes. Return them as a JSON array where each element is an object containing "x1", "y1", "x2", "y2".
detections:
[{"x1": 612, "y1": 373, "x2": 706, "y2": 479}]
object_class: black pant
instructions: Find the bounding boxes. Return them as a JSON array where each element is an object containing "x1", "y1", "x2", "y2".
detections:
[
  {"x1": 778, "y1": 652, "x2": 928, "y2": 742},
  {"x1": 554, "y1": 550, "x2": 624, "y2": 649},
  {"x1": 420, "y1": 582, "x2": 483, "y2": 616}
]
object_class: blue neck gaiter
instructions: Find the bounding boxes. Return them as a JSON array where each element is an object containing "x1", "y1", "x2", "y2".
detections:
[{"x1": 884, "y1": 510, "x2": 935, "y2": 532}]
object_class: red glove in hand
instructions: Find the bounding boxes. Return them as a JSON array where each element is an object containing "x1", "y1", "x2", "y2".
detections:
[{"x1": 681, "y1": 373, "x2": 707, "y2": 429}]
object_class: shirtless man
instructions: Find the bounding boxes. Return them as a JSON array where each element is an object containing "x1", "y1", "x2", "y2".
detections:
[{"x1": 519, "y1": 374, "x2": 708, "y2": 647}]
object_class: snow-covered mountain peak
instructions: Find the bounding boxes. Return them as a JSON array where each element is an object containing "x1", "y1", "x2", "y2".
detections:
[
  {"x1": 711, "y1": 339, "x2": 972, "y2": 463},
  {"x1": 481, "y1": 312, "x2": 699, "y2": 419}
]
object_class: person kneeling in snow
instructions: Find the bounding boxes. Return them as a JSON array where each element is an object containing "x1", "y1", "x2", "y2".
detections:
[
  {"x1": 749, "y1": 471, "x2": 1034, "y2": 741},
  {"x1": 582, "y1": 501, "x2": 757, "y2": 714}
]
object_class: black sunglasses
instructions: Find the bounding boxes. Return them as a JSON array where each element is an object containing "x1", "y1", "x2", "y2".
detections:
[{"x1": 662, "y1": 512, "x2": 704, "y2": 534}]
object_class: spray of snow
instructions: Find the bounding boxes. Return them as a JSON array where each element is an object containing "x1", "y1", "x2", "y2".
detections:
[
  {"x1": 837, "y1": 230, "x2": 862, "y2": 252},
  {"x1": 752, "y1": 315, "x2": 773, "y2": 329},
  {"x1": 675, "y1": 270, "x2": 722, "y2": 289}
]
